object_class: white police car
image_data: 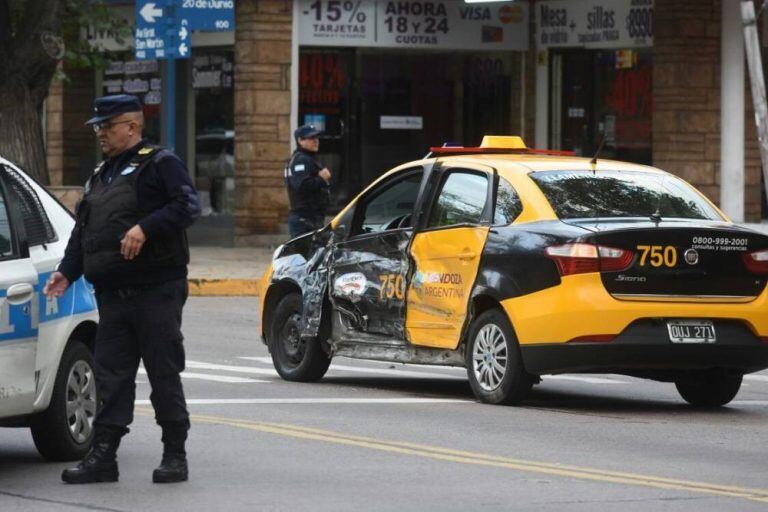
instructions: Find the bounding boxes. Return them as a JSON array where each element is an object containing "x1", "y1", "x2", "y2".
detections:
[{"x1": 0, "y1": 158, "x2": 98, "y2": 460}]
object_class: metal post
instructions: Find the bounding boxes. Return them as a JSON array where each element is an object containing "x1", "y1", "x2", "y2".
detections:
[
  {"x1": 742, "y1": 0, "x2": 768, "y2": 215},
  {"x1": 722, "y1": 0, "x2": 745, "y2": 222},
  {"x1": 535, "y1": 49, "x2": 549, "y2": 149},
  {"x1": 164, "y1": 57, "x2": 176, "y2": 152}
]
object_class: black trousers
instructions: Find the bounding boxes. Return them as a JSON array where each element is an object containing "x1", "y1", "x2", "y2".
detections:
[
  {"x1": 287, "y1": 212, "x2": 324, "y2": 238},
  {"x1": 93, "y1": 278, "x2": 190, "y2": 443}
]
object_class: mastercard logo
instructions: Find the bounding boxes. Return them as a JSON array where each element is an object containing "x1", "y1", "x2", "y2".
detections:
[{"x1": 499, "y1": 4, "x2": 524, "y2": 24}]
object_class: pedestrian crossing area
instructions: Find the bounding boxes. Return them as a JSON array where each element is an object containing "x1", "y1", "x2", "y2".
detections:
[{"x1": 135, "y1": 356, "x2": 768, "y2": 391}]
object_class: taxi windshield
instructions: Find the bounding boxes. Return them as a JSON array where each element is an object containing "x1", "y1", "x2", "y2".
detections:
[{"x1": 529, "y1": 170, "x2": 723, "y2": 221}]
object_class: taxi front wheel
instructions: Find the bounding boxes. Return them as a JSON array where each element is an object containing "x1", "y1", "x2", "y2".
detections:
[
  {"x1": 30, "y1": 341, "x2": 96, "y2": 461},
  {"x1": 269, "y1": 293, "x2": 331, "y2": 382},
  {"x1": 675, "y1": 370, "x2": 742, "y2": 408},
  {"x1": 465, "y1": 309, "x2": 533, "y2": 405}
]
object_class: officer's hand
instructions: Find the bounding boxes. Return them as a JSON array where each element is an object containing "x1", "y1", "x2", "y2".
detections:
[
  {"x1": 319, "y1": 168, "x2": 331, "y2": 183},
  {"x1": 44, "y1": 272, "x2": 70, "y2": 298},
  {"x1": 120, "y1": 225, "x2": 147, "y2": 260}
]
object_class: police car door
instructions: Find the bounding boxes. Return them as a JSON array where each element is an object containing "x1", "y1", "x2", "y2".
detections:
[
  {"x1": 329, "y1": 166, "x2": 427, "y2": 341},
  {"x1": 405, "y1": 164, "x2": 494, "y2": 349},
  {"x1": 0, "y1": 173, "x2": 39, "y2": 416}
]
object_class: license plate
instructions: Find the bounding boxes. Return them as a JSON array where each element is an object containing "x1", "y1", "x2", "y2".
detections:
[{"x1": 666, "y1": 320, "x2": 716, "y2": 343}]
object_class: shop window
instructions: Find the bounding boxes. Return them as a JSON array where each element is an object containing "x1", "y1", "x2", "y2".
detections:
[
  {"x1": 193, "y1": 49, "x2": 234, "y2": 216},
  {"x1": 556, "y1": 50, "x2": 652, "y2": 166},
  {"x1": 103, "y1": 59, "x2": 162, "y2": 142}
]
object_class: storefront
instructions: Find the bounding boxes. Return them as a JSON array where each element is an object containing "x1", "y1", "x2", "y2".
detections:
[
  {"x1": 295, "y1": 0, "x2": 530, "y2": 209},
  {"x1": 96, "y1": 44, "x2": 235, "y2": 218},
  {"x1": 535, "y1": 0, "x2": 654, "y2": 164}
]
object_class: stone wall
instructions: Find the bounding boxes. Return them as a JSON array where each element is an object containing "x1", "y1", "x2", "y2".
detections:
[
  {"x1": 653, "y1": 0, "x2": 762, "y2": 220},
  {"x1": 45, "y1": 63, "x2": 96, "y2": 188},
  {"x1": 234, "y1": 0, "x2": 293, "y2": 243},
  {"x1": 46, "y1": 74, "x2": 64, "y2": 186}
]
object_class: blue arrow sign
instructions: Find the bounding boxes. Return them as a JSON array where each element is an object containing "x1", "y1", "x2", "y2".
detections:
[{"x1": 135, "y1": 0, "x2": 174, "y2": 61}]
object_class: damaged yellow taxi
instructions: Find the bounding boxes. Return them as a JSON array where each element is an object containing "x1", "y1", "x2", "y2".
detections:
[{"x1": 258, "y1": 136, "x2": 768, "y2": 407}]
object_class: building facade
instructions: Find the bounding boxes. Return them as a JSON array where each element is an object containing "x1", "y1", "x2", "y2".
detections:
[{"x1": 45, "y1": 0, "x2": 767, "y2": 245}]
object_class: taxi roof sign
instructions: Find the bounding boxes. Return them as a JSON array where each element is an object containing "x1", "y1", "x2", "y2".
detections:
[
  {"x1": 480, "y1": 135, "x2": 527, "y2": 149},
  {"x1": 427, "y1": 135, "x2": 575, "y2": 158}
]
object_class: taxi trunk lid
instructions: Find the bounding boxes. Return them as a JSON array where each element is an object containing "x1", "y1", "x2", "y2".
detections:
[{"x1": 569, "y1": 219, "x2": 768, "y2": 300}]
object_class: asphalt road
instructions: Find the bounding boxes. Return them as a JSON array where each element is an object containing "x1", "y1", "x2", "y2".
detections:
[{"x1": 1, "y1": 297, "x2": 767, "y2": 511}]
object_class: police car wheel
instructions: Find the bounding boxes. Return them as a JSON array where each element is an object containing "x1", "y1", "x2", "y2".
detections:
[
  {"x1": 270, "y1": 293, "x2": 331, "y2": 382},
  {"x1": 675, "y1": 370, "x2": 743, "y2": 408},
  {"x1": 30, "y1": 341, "x2": 96, "y2": 461},
  {"x1": 465, "y1": 309, "x2": 532, "y2": 405}
]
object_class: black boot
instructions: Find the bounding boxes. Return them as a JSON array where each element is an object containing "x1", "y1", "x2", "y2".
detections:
[
  {"x1": 61, "y1": 430, "x2": 121, "y2": 484},
  {"x1": 153, "y1": 422, "x2": 189, "y2": 483},
  {"x1": 152, "y1": 452, "x2": 188, "y2": 483}
]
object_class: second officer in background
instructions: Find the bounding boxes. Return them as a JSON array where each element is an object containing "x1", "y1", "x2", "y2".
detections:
[{"x1": 285, "y1": 124, "x2": 331, "y2": 237}]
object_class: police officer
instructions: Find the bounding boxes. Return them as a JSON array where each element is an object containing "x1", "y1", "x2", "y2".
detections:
[
  {"x1": 285, "y1": 124, "x2": 331, "y2": 237},
  {"x1": 44, "y1": 94, "x2": 201, "y2": 484}
]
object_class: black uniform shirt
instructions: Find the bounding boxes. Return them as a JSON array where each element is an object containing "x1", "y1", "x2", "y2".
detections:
[{"x1": 58, "y1": 140, "x2": 201, "y2": 284}]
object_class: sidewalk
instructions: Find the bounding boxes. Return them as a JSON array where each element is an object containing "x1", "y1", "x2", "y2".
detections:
[{"x1": 188, "y1": 246, "x2": 274, "y2": 296}]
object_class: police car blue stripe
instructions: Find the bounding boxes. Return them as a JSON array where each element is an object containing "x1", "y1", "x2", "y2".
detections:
[{"x1": 0, "y1": 272, "x2": 96, "y2": 343}]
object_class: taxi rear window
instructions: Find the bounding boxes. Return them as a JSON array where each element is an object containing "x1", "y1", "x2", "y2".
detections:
[{"x1": 529, "y1": 170, "x2": 723, "y2": 220}]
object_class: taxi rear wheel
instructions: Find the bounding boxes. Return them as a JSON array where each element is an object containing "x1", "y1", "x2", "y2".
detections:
[
  {"x1": 30, "y1": 341, "x2": 96, "y2": 461},
  {"x1": 465, "y1": 309, "x2": 532, "y2": 405},
  {"x1": 675, "y1": 370, "x2": 743, "y2": 408},
  {"x1": 269, "y1": 293, "x2": 331, "y2": 382}
]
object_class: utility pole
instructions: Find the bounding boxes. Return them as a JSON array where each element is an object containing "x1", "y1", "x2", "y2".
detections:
[{"x1": 742, "y1": 0, "x2": 768, "y2": 205}]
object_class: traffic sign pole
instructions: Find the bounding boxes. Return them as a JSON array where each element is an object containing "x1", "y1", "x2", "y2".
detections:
[
  {"x1": 164, "y1": 58, "x2": 176, "y2": 152},
  {"x1": 163, "y1": 0, "x2": 178, "y2": 152},
  {"x1": 135, "y1": 0, "x2": 233, "y2": 151}
]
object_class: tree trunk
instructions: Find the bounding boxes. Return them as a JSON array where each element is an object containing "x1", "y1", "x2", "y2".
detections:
[{"x1": 0, "y1": 85, "x2": 49, "y2": 184}]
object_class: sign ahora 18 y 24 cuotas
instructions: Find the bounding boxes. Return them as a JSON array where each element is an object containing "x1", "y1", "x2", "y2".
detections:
[{"x1": 297, "y1": 0, "x2": 529, "y2": 51}]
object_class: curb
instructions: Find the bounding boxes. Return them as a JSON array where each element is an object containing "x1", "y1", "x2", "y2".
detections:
[{"x1": 188, "y1": 278, "x2": 260, "y2": 297}]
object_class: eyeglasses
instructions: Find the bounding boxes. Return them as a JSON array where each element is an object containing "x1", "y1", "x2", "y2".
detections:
[{"x1": 92, "y1": 120, "x2": 132, "y2": 133}]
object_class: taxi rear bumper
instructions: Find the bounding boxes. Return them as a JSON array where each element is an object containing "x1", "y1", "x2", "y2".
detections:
[{"x1": 520, "y1": 318, "x2": 768, "y2": 377}]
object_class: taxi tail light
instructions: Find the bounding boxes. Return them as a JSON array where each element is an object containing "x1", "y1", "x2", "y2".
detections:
[
  {"x1": 742, "y1": 249, "x2": 768, "y2": 275},
  {"x1": 545, "y1": 243, "x2": 634, "y2": 276},
  {"x1": 761, "y1": 337, "x2": 768, "y2": 344}
]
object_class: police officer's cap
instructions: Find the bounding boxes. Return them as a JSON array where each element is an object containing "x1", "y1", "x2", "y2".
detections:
[
  {"x1": 294, "y1": 124, "x2": 322, "y2": 140},
  {"x1": 85, "y1": 94, "x2": 143, "y2": 125}
]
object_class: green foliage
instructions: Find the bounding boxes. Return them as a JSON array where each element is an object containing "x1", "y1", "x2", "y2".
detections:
[
  {"x1": 3, "y1": 0, "x2": 131, "y2": 71},
  {"x1": 63, "y1": 0, "x2": 131, "y2": 70}
]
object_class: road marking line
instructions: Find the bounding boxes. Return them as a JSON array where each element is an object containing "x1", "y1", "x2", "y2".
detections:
[
  {"x1": 186, "y1": 360, "x2": 278, "y2": 376},
  {"x1": 238, "y1": 357, "x2": 466, "y2": 380},
  {"x1": 544, "y1": 375, "x2": 626, "y2": 385},
  {"x1": 134, "y1": 408, "x2": 768, "y2": 504},
  {"x1": 135, "y1": 398, "x2": 468, "y2": 405},
  {"x1": 137, "y1": 368, "x2": 268, "y2": 384}
]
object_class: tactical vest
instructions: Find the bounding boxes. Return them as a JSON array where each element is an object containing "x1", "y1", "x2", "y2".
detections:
[
  {"x1": 284, "y1": 149, "x2": 330, "y2": 215},
  {"x1": 79, "y1": 145, "x2": 189, "y2": 287}
]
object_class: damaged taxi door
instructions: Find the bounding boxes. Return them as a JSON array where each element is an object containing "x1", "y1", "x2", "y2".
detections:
[
  {"x1": 329, "y1": 167, "x2": 427, "y2": 341},
  {"x1": 405, "y1": 164, "x2": 494, "y2": 349}
]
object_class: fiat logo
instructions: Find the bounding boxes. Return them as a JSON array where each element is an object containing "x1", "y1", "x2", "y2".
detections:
[{"x1": 684, "y1": 248, "x2": 699, "y2": 265}]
